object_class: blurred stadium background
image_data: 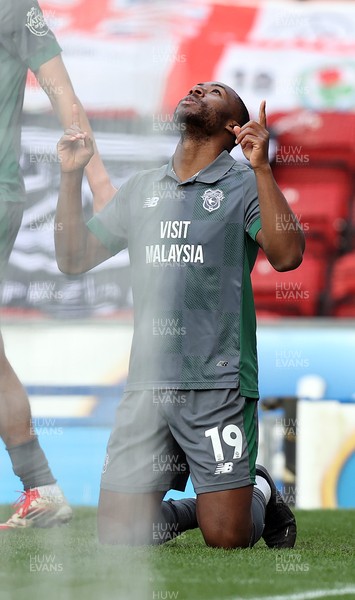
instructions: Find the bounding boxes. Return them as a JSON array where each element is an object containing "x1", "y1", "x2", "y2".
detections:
[{"x1": 1, "y1": 0, "x2": 355, "y2": 511}]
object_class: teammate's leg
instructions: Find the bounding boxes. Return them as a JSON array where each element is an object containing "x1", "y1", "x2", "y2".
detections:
[
  {"x1": 0, "y1": 332, "x2": 34, "y2": 447},
  {"x1": 0, "y1": 329, "x2": 56, "y2": 487},
  {"x1": 0, "y1": 331, "x2": 72, "y2": 529},
  {"x1": 0, "y1": 202, "x2": 71, "y2": 529}
]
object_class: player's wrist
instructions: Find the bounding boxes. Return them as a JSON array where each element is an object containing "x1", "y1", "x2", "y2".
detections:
[
  {"x1": 60, "y1": 167, "x2": 84, "y2": 179},
  {"x1": 252, "y1": 162, "x2": 272, "y2": 175}
]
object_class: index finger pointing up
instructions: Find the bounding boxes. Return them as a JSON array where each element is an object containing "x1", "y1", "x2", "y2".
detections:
[
  {"x1": 258, "y1": 100, "x2": 267, "y2": 129},
  {"x1": 72, "y1": 103, "x2": 80, "y2": 128}
]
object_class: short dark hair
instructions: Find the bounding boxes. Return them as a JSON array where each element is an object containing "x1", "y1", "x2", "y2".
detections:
[{"x1": 236, "y1": 94, "x2": 250, "y2": 126}]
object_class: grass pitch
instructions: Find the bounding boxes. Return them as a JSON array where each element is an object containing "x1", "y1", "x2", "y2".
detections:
[{"x1": 0, "y1": 507, "x2": 354, "y2": 600}]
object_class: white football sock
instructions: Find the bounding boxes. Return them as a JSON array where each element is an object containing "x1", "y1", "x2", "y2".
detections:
[
  {"x1": 255, "y1": 475, "x2": 272, "y2": 504},
  {"x1": 35, "y1": 483, "x2": 64, "y2": 497}
]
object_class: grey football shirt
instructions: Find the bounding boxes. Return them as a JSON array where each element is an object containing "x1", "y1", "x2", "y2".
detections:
[
  {"x1": 87, "y1": 150, "x2": 262, "y2": 397},
  {"x1": 0, "y1": 0, "x2": 61, "y2": 203}
]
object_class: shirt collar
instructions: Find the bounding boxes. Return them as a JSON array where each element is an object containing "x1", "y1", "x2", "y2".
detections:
[
  {"x1": 195, "y1": 151, "x2": 236, "y2": 183},
  {"x1": 156, "y1": 150, "x2": 236, "y2": 184}
]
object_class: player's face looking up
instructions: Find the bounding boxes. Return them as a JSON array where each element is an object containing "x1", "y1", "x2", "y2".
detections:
[{"x1": 173, "y1": 81, "x2": 250, "y2": 148}]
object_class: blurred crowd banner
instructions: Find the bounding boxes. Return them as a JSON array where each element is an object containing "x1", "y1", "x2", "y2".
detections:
[
  {"x1": 3, "y1": 0, "x2": 355, "y2": 317},
  {"x1": 27, "y1": 0, "x2": 355, "y2": 117}
]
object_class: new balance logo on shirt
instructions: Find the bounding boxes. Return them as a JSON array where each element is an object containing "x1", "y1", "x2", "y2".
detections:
[{"x1": 144, "y1": 196, "x2": 160, "y2": 208}]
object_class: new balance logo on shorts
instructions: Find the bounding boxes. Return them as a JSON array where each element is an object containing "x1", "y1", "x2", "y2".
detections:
[
  {"x1": 214, "y1": 462, "x2": 234, "y2": 475},
  {"x1": 143, "y1": 196, "x2": 160, "y2": 208},
  {"x1": 216, "y1": 360, "x2": 229, "y2": 367}
]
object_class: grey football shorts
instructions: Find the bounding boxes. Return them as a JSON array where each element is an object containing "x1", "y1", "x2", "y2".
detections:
[
  {"x1": 100, "y1": 387, "x2": 258, "y2": 495},
  {"x1": 0, "y1": 201, "x2": 24, "y2": 283}
]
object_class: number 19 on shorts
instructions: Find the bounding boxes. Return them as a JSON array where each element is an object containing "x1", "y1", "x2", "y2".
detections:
[{"x1": 205, "y1": 424, "x2": 243, "y2": 462}]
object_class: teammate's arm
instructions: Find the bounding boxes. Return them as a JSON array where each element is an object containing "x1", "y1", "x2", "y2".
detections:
[
  {"x1": 234, "y1": 102, "x2": 305, "y2": 272},
  {"x1": 35, "y1": 54, "x2": 116, "y2": 212},
  {"x1": 55, "y1": 106, "x2": 112, "y2": 275}
]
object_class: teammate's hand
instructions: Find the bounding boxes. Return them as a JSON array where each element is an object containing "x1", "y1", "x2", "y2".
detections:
[
  {"x1": 233, "y1": 101, "x2": 270, "y2": 169},
  {"x1": 57, "y1": 104, "x2": 94, "y2": 172}
]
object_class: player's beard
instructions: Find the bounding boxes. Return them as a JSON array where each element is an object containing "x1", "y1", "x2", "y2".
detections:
[{"x1": 173, "y1": 102, "x2": 228, "y2": 143}]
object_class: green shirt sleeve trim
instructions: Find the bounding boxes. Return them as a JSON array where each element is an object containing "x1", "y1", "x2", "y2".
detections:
[
  {"x1": 28, "y1": 43, "x2": 62, "y2": 73},
  {"x1": 87, "y1": 218, "x2": 117, "y2": 256},
  {"x1": 248, "y1": 217, "x2": 262, "y2": 241}
]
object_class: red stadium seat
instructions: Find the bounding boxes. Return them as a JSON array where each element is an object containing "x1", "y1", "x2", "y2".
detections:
[
  {"x1": 329, "y1": 251, "x2": 355, "y2": 317},
  {"x1": 268, "y1": 110, "x2": 355, "y2": 169},
  {"x1": 272, "y1": 165, "x2": 352, "y2": 255},
  {"x1": 251, "y1": 253, "x2": 327, "y2": 317},
  {"x1": 349, "y1": 197, "x2": 355, "y2": 251}
]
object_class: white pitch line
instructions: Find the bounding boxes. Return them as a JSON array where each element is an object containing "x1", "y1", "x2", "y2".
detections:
[{"x1": 229, "y1": 587, "x2": 355, "y2": 600}]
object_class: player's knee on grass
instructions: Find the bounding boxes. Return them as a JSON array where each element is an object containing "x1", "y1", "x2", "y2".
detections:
[
  {"x1": 98, "y1": 515, "x2": 153, "y2": 546},
  {"x1": 197, "y1": 486, "x2": 253, "y2": 549},
  {"x1": 199, "y1": 517, "x2": 252, "y2": 549},
  {"x1": 98, "y1": 489, "x2": 164, "y2": 545}
]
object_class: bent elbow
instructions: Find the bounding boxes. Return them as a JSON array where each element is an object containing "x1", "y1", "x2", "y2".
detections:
[
  {"x1": 272, "y1": 251, "x2": 304, "y2": 272},
  {"x1": 56, "y1": 256, "x2": 84, "y2": 276}
]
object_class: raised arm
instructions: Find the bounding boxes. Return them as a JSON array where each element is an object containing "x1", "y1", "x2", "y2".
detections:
[
  {"x1": 234, "y1": 101, "x2": 305, "y2": 272},
  {"x1": 35, "y1": 54, "x2": 116, "y2": 212},
  {"x1": 55, "y1": 105, "x2": 113, "y2": 274}
]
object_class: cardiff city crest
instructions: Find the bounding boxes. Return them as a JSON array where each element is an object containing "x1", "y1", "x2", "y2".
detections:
[
  {"x1": 26, "y1": 7, "x2": 49, "y2": 37},
  {"x1": 202, "y1": 188, "x2": 224, "y2": 212}
]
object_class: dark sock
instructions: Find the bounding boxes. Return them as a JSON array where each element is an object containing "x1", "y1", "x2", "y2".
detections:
[
  {"x1": 249, "y1": 487, "x2": 266, "y2": 547},
  {"x1": 7, "y1": 437, "x2": 56, "y2": 490},
  {"x1": 153, "y1": 498, "x2": 198, "y2": 544}
]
